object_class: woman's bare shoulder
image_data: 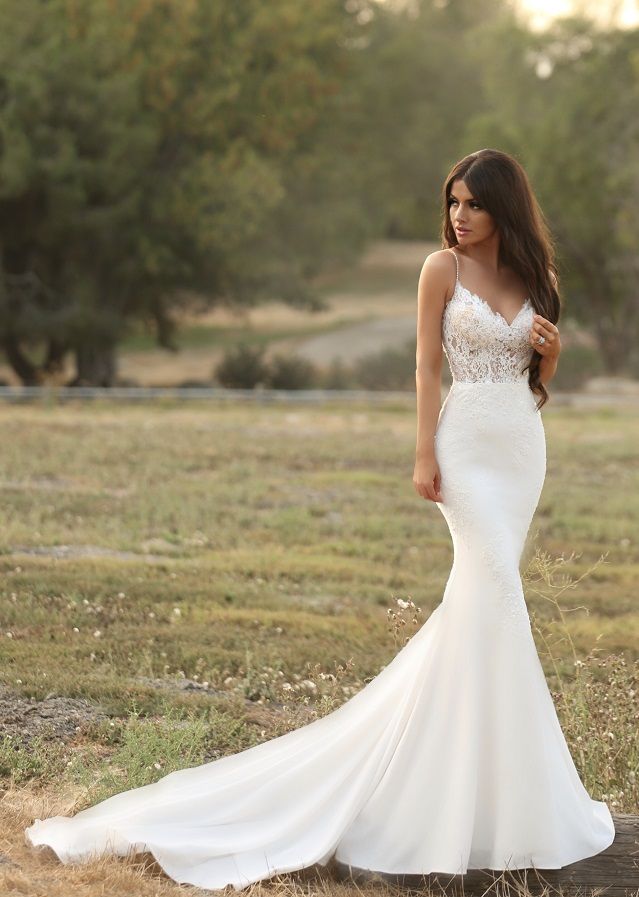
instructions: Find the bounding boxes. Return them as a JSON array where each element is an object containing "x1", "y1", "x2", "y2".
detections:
[
  {"x1": 420, "y1": 247, "x2": 456, "y2": 273},
  {"x1": 418, "y1": 249, "x2": 457, "y2": 303}
]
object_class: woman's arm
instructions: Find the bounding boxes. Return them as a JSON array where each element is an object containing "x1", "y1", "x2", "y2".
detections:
[
  {"x1": 413, "y1": 252, "x2": 450, "y2": 502},
  {"x1": 539, "y1": 352, "x2": 559, "y2": 385}
]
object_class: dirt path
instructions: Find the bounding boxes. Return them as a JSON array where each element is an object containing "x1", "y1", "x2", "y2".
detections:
[{"x1": 294, "y1": 314, "x2": 416, "y2": 365}]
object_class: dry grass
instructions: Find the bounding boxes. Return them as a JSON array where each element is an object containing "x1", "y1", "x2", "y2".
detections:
[{"x1": 0, "y1": 398, "x2": 637, "y2": 894}]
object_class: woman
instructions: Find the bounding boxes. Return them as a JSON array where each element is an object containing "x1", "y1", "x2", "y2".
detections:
[{"x1": 25, "y1": 149, "x2": 615, "y2": 889}]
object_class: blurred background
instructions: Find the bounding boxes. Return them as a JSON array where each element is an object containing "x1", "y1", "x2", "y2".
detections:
[{"x1": 0, "y1": 0, "x2": 638, "y2": 396}]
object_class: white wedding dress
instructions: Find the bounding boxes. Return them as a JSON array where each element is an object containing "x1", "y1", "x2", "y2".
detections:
[{"x1": 25, "y1": 248, "x2": 615, "y2": 890}]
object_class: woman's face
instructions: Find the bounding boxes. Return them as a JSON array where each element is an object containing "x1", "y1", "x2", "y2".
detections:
[{"x1": 448, "y1": 178, "x2": 497, "y2": 245}]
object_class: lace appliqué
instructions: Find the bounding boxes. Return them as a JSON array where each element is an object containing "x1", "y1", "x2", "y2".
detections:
[
  {"x1": 436, "y1": 383, "x2": 540, "y2": 474},
  {"x1": 435, "y1": 480, "x2": 476, "y2": 552},
  {"x1": 442, "y1": 283, "x2": 534, "y2": 384},
  {"x1": 481, "y1": 535, "x2": 531, "y2": 635}
]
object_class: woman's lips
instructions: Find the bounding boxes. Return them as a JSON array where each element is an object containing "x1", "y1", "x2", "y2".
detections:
[{"x1": 456, "y1": 228, "x2": 470, "y2": 234}]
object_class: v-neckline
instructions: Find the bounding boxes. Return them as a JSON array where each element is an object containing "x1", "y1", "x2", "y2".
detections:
[{"x1": 454, "y1": 281, "x2": 531, "y2": 329}]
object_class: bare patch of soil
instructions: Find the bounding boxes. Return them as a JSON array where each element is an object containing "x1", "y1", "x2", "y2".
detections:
[{"x1": 0, "y1": 685, "x2": 107, "y2": 744}]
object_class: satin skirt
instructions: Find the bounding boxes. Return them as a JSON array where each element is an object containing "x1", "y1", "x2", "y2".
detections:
[{"x1": 25, "y1": 378, "x2": 615, "y2": 890}]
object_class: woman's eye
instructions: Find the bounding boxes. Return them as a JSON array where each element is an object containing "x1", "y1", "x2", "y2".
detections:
[{"x1": 449, "y1": 199, "x2": 481, "y2": 209}]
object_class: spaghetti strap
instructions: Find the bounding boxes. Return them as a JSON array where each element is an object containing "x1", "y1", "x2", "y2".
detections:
[{"x1": 449, "y1": 247, "x2": 459, "y2": 283}]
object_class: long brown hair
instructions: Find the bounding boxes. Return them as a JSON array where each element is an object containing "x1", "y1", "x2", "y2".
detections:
[{"x1": 440, "y1": 148, "x2": 560, "y2": 409}]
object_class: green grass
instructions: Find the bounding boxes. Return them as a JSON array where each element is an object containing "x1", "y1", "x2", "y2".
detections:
[
  {"x1": 0, "y1": 398, "x2": 637, "y2": 815},
  {"x1": 120, "y1": 318, "x2": 368, "y2": 353}
]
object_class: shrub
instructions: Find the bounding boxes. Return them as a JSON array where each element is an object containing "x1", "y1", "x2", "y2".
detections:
[
  {"x1": 265, "y1": 353, "x2": 318, "y2": 390},
  {"x1": 214, "y1": 343, "x2": 269, "y2": 388},
  {"x1": 320, "y1": 358, "x2": 358, "y2": 389},
  {"x1": 353, "y1": 339, "x2": 415, "y2": 391},
  {"x1": 0, "y1": 732, "x2": 69, "y2": 784}
]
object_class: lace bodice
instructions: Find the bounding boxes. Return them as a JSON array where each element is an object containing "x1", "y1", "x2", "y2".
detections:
[{"x1": 442, "y1": 249, "x2": 534, "y2": 383}]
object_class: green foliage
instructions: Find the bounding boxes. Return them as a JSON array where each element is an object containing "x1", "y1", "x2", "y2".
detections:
[
  {"x1": 68, "y1": 703, "x2": 248, "y2": 808},
  {"x1": 0, "y1": 0, "x2": 375, "y2": 384},
  {"x1": 0, "y1": 733, "x2": 69, "y2": 784}
]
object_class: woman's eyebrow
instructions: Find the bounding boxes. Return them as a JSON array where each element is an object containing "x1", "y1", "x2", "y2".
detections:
[{"x1": 450, "y1": 192, "x2": 475, "y2": 201}]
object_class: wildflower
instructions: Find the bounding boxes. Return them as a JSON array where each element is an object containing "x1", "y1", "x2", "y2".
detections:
[
  {"x1": 396, "y1": 598, "x2": 410, "y2": 609},
  {"x1": 172, "y1": 607, "x2": 181, "y2": 617},
  {"x1": 93, "y1": 630, "x2": 102, "y2": 638}
]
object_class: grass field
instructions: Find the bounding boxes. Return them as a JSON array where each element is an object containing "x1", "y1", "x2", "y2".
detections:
[{"x1": 0, "y1": 397, "x2": 637, "y2": 895}]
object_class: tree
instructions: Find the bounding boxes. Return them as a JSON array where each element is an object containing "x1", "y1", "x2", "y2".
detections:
[{"x1": 0, "y1": 0, "x2": 375, "y2": 384}]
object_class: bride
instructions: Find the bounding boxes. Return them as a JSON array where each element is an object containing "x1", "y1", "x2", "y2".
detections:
[{"x1": 25, "y1": 148, "x2": 616, "y2": 890}]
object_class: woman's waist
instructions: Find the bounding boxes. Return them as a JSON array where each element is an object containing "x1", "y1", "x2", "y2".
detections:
[
  {"x1": 439, "y1": 376, "x2": 542, "y2": 422},
  {"x1": 448, "y1": 373, "x2": 531, "y2": 389}
]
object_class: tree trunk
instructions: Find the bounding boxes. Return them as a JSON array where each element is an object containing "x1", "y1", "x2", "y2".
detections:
[
  {"x1": 69, "y1": 342, "x2": 118, "y2": 387},
  {"x1": 43, "y1": 338, "x2": 70, "y2": 375},
  {"x1": 2, "y1": 334, "x2": 41, "y2": 385}
]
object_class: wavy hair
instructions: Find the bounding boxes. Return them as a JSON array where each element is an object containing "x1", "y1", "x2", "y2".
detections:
[{"x1": 440, "y1": 148, "x2": 560, "y2": 409}]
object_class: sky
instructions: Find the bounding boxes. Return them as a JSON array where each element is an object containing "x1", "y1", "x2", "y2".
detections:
[{"x1": 514, "y1": 0, "x2": 639, "y2": 30}]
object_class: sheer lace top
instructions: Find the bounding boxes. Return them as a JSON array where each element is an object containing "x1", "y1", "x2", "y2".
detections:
[{"x1": 442, "y1": 248, "x2": 534, "y2": 383}]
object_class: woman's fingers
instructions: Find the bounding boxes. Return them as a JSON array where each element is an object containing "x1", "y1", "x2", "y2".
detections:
[
  {"x1": 419, "y1": 478, "x2": 442, "y2": 503},
  {"x1": 413, "y1": 465, "x2": 443, "y2": 503},
  {"x1": 532, "y1": 317, "x2": 553, "y2": 340},
  {"x1": 531, "y1": 314, "x2": 561, "y2": 357}
]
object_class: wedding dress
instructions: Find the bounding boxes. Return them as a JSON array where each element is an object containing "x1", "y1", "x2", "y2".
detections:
[{"x1": 25, "y1": 248, "x2": 615, "y2": 890}]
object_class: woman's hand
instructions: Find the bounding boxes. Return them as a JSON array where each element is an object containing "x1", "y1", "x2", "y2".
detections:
[
  {"x1": 530, "y1": 313, "x2": 561, "y2": 359},
  {"x1": 413, "y1": 454, "x2": 443, "y2": 503}
]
